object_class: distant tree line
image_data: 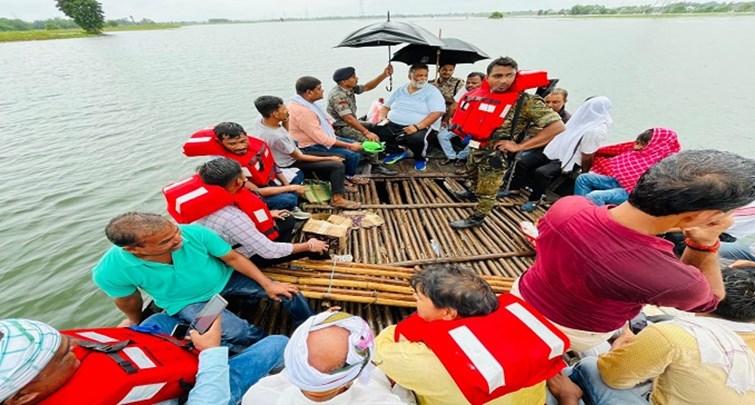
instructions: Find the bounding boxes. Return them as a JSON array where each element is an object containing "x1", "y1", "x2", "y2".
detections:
[
  {"x1": 556, "y1": 2, "x2": 753, "y2": 15},
  {"x1": 0, "y1": 16, "x2": 156, "y2": 32}
]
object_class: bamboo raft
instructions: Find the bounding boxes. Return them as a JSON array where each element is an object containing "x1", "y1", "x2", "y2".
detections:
[{"x1": 240, "y1": 160, "x2": 547, "y2": 335}]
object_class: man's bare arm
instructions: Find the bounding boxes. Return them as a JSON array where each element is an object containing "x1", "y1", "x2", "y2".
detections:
[
  {"x1": 362, "y1": 65, "x2": 393, "y2": 92},
  {"x1": 114, "y1": 291, "x2": 144, "y2": 325}
]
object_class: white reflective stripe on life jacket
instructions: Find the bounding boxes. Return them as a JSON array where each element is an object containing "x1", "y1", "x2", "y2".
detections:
[
  {"x1": 185, "y1": 136, "x2": 213, "y2": 144},
  {"x1": 120, "y1": 383, "x2": 167, "y2": 404},
  {"x1": 506, "y1": 302, "x2": 565, "y2": 359},
  {"x1": 241, "y1": 167, "x2": 253, "y2": 178},
  {"x1": 163, "y1": 176, "x2": 196, "y2": 192},
  {"x1": 175, "y1": 187, "x2": 209, "y2": 214},
  {"x1": 479, "y1": 103, "x2": 495, "y2": 113},
  {"x1": 499, "y1": 105, "x2": 512, "y2": 119},
  {"x1": 448, "y1": 326, "x2": 505, "y2": 394},
  {"x1": 253, "y1": 209, "x2": 269, "y2": 223}
]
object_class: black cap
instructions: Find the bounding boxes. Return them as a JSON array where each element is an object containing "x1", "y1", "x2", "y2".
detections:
[{"x1": 333, "y1": 66, "x2": 356, "y2": 83}]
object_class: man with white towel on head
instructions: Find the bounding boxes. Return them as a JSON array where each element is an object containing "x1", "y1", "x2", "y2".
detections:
[{"x1": 243, "y1": 311, "x2": 409, "y2": 404}]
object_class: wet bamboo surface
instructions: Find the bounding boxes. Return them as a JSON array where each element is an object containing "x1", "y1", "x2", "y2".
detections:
[{"x1": 246, "y1": 162, "x2": 548, "y2": 335}]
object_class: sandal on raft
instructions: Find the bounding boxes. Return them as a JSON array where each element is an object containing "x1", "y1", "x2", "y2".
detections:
[
  {"x1": 344, "y1": 184, "x2": 359, "y2": 193},
  {"x1": 346, "y1": 176, "x2": 369, "y2": 185}
]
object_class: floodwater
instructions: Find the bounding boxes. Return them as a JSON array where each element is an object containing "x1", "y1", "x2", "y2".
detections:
[{"x1": 1, "y1": 16, "x2": 754, "y2": 328}]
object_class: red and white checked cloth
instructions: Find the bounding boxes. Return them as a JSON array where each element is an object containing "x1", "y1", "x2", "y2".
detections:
[{"x1": 591, "y1": 127, "x2": 681, "y2": 192}]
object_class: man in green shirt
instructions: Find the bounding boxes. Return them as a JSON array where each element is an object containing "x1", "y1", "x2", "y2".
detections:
[{"x1": 92, "y1": 212, "x2": 312, "y2": 351}]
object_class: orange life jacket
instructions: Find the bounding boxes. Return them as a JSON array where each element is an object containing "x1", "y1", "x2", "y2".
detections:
[
  {"x1": 395, "y1": 293, "x2": 569, "y2": 405},
  {"x1": 450, "y1": 70, "x2": 550, "y2": 142},
  {"x1": 163, "y1": 174, "x2": 279, "y2": 240},
  {"x1": 183, "y1": 128, "x2": 277, "y2": 187},
  {"x1": 41, "y1": 328, "x2": 198, "y2": 405}
]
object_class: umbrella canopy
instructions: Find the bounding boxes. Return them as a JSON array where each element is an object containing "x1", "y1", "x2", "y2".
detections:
[
  {"x1": 335, "y1": 20, "x2": 444, "y2": 48},
  {"x1": 391, "y1": 37, "x2": 490, "y2": 65}
]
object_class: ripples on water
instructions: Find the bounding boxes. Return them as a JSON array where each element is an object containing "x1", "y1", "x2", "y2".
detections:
[{"x1": 1, "y1": 17, "x2": 754, "y2": 328}]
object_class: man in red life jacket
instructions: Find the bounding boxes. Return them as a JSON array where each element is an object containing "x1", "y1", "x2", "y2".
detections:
[
  {"x1": 92, "y1": 212, "x2": 313, "y2": 353},
  {"x1": 213, "y1": 122, "x2": 310, "y2": 219},
  {"x1": 449, "y1": 57, "x2": 565, "y2": 229},
  {"x1": 195, "y1": 158, "x2": 330, "y2": 268},
  {"x1": 0, "y1": 317, "x2": 286, "y2": 405},
  {"x1": 374, "y1": 264, "x2": 569, "y2": 405}
]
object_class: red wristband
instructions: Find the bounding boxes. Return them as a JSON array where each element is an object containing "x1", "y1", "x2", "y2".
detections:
[{"x1": 684, "y1": 238, "x2": 720, "y2": 253}]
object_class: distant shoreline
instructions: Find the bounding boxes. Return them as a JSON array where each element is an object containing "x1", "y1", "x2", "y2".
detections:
[{"x1": 0, "y1": 24, "x2": 180, "y2": 43}]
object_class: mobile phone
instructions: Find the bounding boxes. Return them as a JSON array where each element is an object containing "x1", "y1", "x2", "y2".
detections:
[
  {"x1": 190, "y1": 294, "x2": 228, "y2": 335},
  {"x1": 170, "y1": 323, "x2": 190, "y2": 339}
]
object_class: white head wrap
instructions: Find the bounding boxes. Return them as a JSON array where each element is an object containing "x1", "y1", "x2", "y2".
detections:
[
  {"x1": 544, "y1": 96, "x2": 613, "y2": 171},
  {"x1": 0, "y1": 319, "x2": 62, "y2": 401},
  {"x1": 672, "y1": 317, "x2": 755, "y2": 394},
  {"x1": 283, "y1": 311, "x2": 374, "y2": 393}
]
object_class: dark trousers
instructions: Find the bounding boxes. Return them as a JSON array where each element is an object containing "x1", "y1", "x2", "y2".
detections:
[
  {"x1": 373, "y1": 121, "x2": 431, "y2": 162},
  {"x1": 509, "y1": 149, "x2": 563, "y2": 202},
  {"x1": 250, "y1": 251, "x2": 329, "y2": 269},
  {"x1": 287, "y1": 154, "x2": 346, "y2": 195}
]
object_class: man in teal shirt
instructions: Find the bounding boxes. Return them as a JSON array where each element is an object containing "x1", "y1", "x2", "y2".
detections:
[{"x1": 92, "y1": 212, "x2": 312, "y2": 351}]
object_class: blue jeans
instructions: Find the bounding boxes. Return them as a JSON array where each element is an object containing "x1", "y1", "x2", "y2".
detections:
[
  {"x1": 574, "y1": 173, "x2": 629, "y2": 206},
  {"x1": 176, "y1": 271, "x2": 312, "y2": 352},
  {"x1": 141, "y1": 313, "x2": 287, "y2": 405},
  {"x1": 720, "y1": 242, "x2": 755, "y2": 261},
  {"x1": 301, "y1": 137, "x2": 361, "y2": 176},
  {"x1": 437, "y1": 128, "x2": 469, "y2": 160},
  {"x1": 567, "y1": 356, "x2": 651, "y2": 405},
  {"x1": 263, "y1": 192, "x2": 298, "y2": 211}
]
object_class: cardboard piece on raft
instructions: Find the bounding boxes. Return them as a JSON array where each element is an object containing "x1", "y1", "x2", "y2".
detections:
[
  {"x1": 326, "y1": 214, "x2": 353, "y2": 229},
  {"x1": 338, "y1": 211, "x2": 385, "y2": 229},
  {"x1": 302, "y1": 219, "x2": 350, "y2": 250}
]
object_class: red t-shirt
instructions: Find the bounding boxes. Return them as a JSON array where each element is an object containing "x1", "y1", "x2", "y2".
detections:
[{"x1": 518, "y1": 196, "x2": 719, "y2": 332}]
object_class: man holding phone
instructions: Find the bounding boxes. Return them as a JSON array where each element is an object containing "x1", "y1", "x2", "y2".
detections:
[{"x1": 92, "y1": 212, "x2": 314, "y2": 352}]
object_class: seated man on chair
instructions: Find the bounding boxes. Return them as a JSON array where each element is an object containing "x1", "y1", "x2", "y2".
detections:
[{"x1": 373, "y1": 63, "x2": 445, "y2": 172}]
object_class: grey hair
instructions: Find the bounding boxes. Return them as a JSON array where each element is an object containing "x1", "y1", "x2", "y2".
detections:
[
  {"x1": 550, "y1": 88, "x2": 568, "y2": 100},
  {"x1": 197, "y1": 158, "x2": 242, "y2": 189},
  {"x1": 105, "y1": 212, "x2": 169, "y2": 247},
  {"x1": 713, "y1": 265, "x2": 755, "y2": 322},
  {"x1": 628, "y1": 150, "x2": 755, "y2": 216},
  {"x1": 409, "y1": 264, "x2": 498, "y2": 317}
]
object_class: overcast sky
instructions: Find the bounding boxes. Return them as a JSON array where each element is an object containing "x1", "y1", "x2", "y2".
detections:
[{"x1": 2, "y1": 0, "x2": 657, "y2": 21}]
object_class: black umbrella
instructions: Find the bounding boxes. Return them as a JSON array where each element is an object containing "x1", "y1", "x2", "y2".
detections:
[
  {"x1": 335, "y1": 13, "x2": 444, "y2": 90},
  {"x1": 391, "y1": 37, "x2": 490, "y2": 66}
]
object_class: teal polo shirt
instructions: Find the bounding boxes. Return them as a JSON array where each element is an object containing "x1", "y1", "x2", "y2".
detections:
[{"x1": 92, "y1": 224, "x2": 234, "y2": 315}]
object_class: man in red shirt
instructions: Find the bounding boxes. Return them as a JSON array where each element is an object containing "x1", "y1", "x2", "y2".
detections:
[{"x1": 516, "y1": 149, "x2": 755, "y2": 351}]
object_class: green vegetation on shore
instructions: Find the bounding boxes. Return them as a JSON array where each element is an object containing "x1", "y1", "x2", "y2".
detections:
[
  {"x1": 489, "y1": 1, "x2": 755, "y2": 18},
  {"x1": 0, "y1": 24, "x2": 180, "y2": 42}
]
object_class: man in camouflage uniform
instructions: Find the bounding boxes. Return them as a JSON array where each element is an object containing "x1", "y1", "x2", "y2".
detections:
[
  {"x1": 432, "y1": 64, "x2": 467, "y2": 166},
  {"x1": 327, "y1": 65, "x2": 397, "y2": 176},
  {"x1": 450, "y1": 57, "x2": 566, "y2": 229}
]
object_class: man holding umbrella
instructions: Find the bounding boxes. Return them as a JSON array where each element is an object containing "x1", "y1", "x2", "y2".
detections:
[{"x1": 327, "y1": 65, "x2": 397, "y2": 176}]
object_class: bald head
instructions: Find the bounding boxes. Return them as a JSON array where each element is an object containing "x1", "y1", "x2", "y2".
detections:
[{"x1": 306, "y1": 326, "x2": 350, "y2": 373}]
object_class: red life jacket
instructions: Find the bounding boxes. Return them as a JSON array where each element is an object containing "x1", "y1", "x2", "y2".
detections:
[
  {"x1": 395, "y1": 293, "x2": 569, "y2": 405},
  {"x1": 450, "y1": 70, "x2": 550, "y2": 142},
  {"x1": 163, "y1": 174, "x2": 279, "y2": 240},
  {"x1": 41, "y1": 328, "x2": 198, "y2": 405},
  {"x1": 183, "y1": 128, "x2": 277, "y2": 187}
]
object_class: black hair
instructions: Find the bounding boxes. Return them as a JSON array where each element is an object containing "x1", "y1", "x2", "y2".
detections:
[
  {"x1": 636, "y1": 128, "x2": 653, "y2": 145},
  {"x1": 550, "y1": 88, "x2": 568, "y2": 100},
  {"x1": 486, "y1": 56, "x2": 518, "y2": 75},
  {"x1": 197, "y1": 158, "x2": 243, "y2": 189},
  {"x1": 295, "y1": 76, "x2": 322, "y2": 95},
  {"x1": 628, "y1": 150, "x2": 755, "y2": 216},
  {"x1": 213, "y1": 122, "x2": 246, "y2": 140},
  {"x1": 254, "y1": 95, "x2": 285, "y2": 118},
  {"x1": 105, "y1": 212, "x2": 168, "y2": 247},
  {"x1": 409, "y1": 264, "x2": 499, "y2": 317},
  {"x1": 712, "y1": 265, "x2": 755, "y2": 322},
  {"x1": 409, "y1": 63, "x2": 429, "y2": 75},
  {"x1": 466, "y1": 71, "x2": 485, "y2": 81}
]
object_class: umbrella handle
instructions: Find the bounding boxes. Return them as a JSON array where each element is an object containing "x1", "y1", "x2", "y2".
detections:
[{"x1": 386, "y1": 45, "x2": 393, "y2": 91}]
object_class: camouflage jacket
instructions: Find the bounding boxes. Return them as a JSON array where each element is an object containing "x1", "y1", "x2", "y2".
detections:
[
  {"x1": 490, "y1": 93, "x2": 562, "y2": 143},
  {"x1": 327, "y1": 84, "x2": 364, "y2": 128},
  {"x1": 431, "y1": 76, "x2": 464, "y2": 105}
]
